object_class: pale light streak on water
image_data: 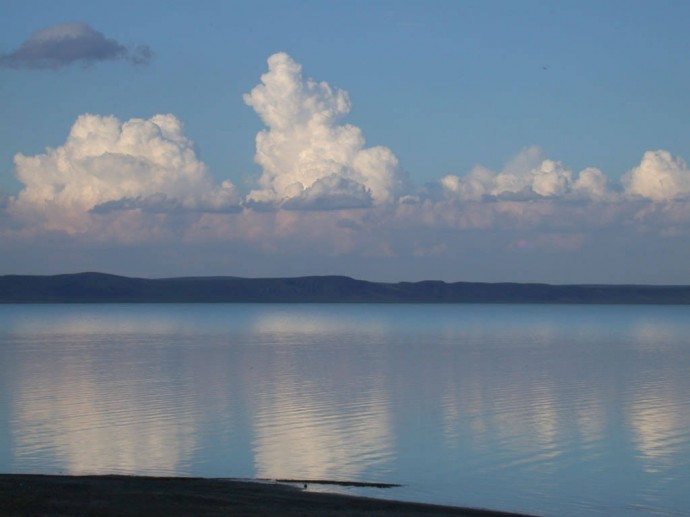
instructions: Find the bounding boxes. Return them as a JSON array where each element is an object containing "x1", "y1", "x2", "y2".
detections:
[{"x1": 1, "y1": 303, "x2": 690, "y2": 516}]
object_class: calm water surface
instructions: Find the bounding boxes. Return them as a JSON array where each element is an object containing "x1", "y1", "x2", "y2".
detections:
[{"x1": 1, "y1": 303, "x2": 689, "y2": 516}]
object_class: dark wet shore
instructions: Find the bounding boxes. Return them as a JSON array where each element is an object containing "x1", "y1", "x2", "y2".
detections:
[{"x1": 0, "y1": 474, "x2": 536, "y2": 516}]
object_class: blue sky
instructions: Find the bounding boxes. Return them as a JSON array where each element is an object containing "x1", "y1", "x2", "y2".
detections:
[{"x1": 2, "y1": 1, "x2": 690, "y2": 283}]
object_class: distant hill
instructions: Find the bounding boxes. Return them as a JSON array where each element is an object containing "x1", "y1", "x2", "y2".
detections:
[{"x1": 1, "y1": 272, "x2": 690, "y2": 304}]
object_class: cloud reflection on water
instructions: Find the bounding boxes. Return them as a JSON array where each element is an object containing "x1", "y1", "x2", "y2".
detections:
[
  {"x1": 2, "y1": 304, "x2": 690, "y2": 516},
  {"x1": 12, "y1": 343, "x2": 199, "y2": 474},
  {"x1": 245, "y1": 313, "x2": 395, "y2": 480}
]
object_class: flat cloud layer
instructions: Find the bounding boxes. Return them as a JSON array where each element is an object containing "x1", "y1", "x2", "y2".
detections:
[
  {"x1": 2, "y1": 52, "x2": 690, "y2": 283},
  {"x1": 0, "y1": 22, "x2": 151, "y2": 69}
]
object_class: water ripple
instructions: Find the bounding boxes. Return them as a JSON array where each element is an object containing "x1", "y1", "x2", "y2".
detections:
[{"x1": 3, "y1": 303, "x2": 690, "y2": 516}]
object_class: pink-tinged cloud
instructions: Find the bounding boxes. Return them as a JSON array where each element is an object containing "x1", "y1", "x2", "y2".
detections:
[{"x1": 3, "y1": 52, "x2": 690, "y2": 283}]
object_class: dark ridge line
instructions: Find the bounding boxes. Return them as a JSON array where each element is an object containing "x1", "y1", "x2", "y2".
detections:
[{"x1": 1, "y1": 272, "x2": 690, "y2": 304}]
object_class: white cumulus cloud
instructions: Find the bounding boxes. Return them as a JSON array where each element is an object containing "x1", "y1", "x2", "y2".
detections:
[
  {"x1": 5, "y1": 51, "x2": 690, "y2": 283},
  {"x1": 622, "y1": 150, "x2": 690, "y2": 201},
  {"x1": 244, "y1": 52, "x2": 403, "y2": 209},
  {"x1": 10, "y1": 113, "x2": 239, "y2": 232},
  {"x1": 440, "y1": 146, "x2": 611, "y2": 201},
  {"x1": 572, "y1": 167, "x2": 609, "y2": 200}
]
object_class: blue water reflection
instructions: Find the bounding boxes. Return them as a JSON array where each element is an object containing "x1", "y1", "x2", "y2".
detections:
[{"x1": 1, "y1": 303, "x2": 689, "y2": 516}]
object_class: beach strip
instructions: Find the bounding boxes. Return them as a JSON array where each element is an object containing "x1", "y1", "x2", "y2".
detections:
[{"x1": 0, "y1": 474, "x2": 536, "y2": 516}]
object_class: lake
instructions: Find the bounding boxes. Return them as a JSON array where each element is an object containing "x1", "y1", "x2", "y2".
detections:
[{"x1": 1, "y1": 303, "x2": 689, "y2": 516}]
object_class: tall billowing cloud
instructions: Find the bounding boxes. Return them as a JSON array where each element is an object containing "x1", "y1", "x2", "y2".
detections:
[
  {"x1": 4, "y1": 51, "x2": 690, "y2": 283},
  {"x1": 0, "y1": 22, "x2": 151, "y2": 69},
  {"x1": 10, "y1": 113, "x2": 239, "y2": 233},
  {"x1": 622, "y1": 150, "x2": 690, "y2": 201},
  {"x1": 243, "y1": 53, "x2": 403, "y2": 209}
]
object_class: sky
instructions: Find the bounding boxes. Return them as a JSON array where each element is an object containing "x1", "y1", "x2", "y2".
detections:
[{"x1": 1, "y1": 0, "x2": 690, "y2": 284}]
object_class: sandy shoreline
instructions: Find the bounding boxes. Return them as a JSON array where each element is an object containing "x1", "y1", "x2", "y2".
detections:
[{"x1": 0, "y1": 474, "x2": 536, "y2": 516}]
